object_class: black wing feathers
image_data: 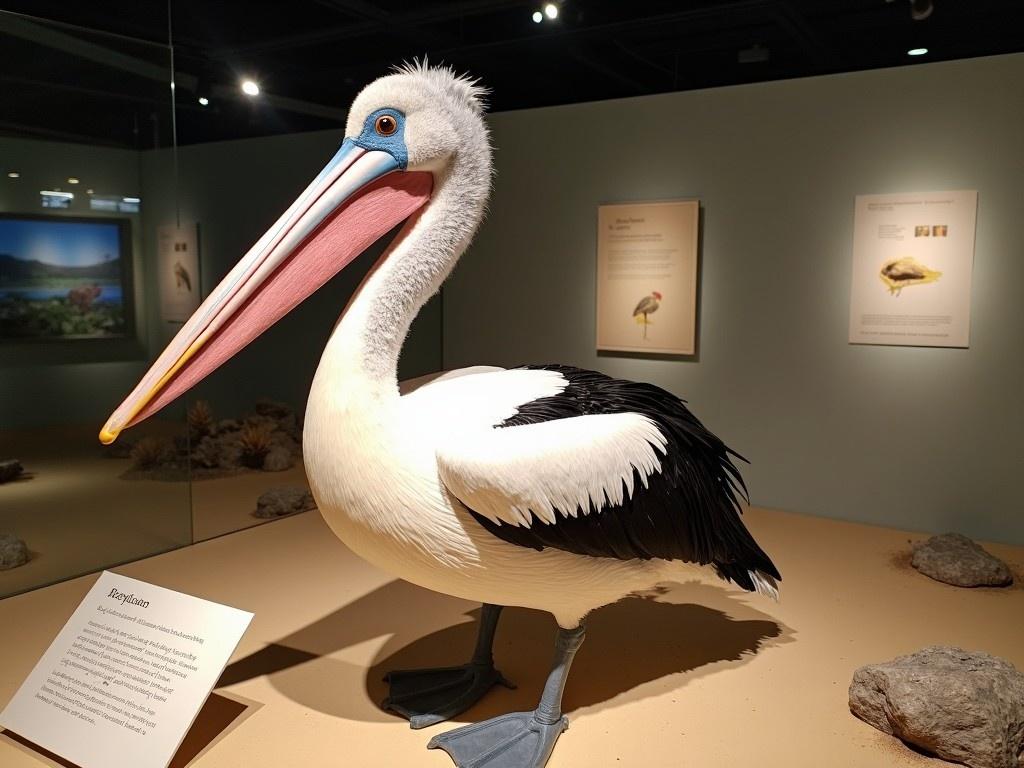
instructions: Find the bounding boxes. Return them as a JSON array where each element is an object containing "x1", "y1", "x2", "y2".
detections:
[{"x1": 467, "y1": 365, "x2": 781, "y2": 591}]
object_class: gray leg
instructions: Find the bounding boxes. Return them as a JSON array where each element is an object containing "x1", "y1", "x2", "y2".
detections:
[
  {"x1": 384, "y1": 604, "x2": 514, "y2": 729},
  {"x1": 428, "y1": 623, "x2": 586, "y2": 768}
]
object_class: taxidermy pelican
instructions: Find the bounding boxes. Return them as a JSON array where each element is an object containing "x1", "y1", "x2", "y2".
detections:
[
  {"x1": 100, "y1": 63, "x2": 780, "y2": 768},
  {"x1": 632, "y1": 290, "x2": 662, "y2": 338}
]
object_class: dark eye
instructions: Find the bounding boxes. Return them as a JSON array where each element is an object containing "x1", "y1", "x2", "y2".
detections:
[{"x1": 375, "y1": 115, "x2": 398, "y2": 136}]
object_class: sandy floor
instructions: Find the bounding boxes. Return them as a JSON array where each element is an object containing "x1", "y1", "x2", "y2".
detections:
[
  {"x1": 0, "y1": 506, "x2": 1020, "y2": 768},
  {"x1": 0, "y1": 424, "x2": 309, "y2": 598}
]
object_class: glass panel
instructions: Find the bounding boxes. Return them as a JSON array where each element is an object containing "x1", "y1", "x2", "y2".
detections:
[{"x1": 0, "y1": 10, "x2": 189, "y2": 597}]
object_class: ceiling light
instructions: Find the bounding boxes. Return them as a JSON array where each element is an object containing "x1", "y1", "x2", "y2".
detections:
[
  {"x1": 198, "y1": 96, "x2": 210, "y2": 106},
  {"x1": 543, "y1": 3, "x2": 558, "y2": 20},
  {"x1": 41, "y1": 190, "x2": 74, "y2": 198},
  {"x1": 907, "y1": 47, "x2": 928, "y2": 56},
  {"x1": 122, "y1": 197, "x2": 141, "y2": 204},
  {"x1": 910, "y1": 0, "x2": 933, "y2": 20},
  {"x1": 68, "y1": 177, "x2": 80, "y2": 184},
  {"x1": 7, "y1": 171, "x2": 19, "y2": 179},
  {"x1": 532, "y1": 10, "x2": 542, "y2": 23},
  {"x1": 241, "y1": 80, "x2": 260, "y2": 96},
  {"x1": 86, "y1": 188, "x2": 94, "y2": 194}
]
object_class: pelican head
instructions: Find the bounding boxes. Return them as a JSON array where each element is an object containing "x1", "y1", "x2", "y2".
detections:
[{"x1": 99, "y1": 63, "x2": 491, "y2": 443}]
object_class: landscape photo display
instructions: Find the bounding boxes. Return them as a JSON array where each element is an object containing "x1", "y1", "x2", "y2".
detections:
[{"x1": 0, "y1": 216, "x2": 130, "y2": 339}]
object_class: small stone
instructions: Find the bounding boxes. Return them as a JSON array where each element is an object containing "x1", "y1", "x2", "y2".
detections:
[
  {"x1": 912, "y1": 533, "x2": 1013, "y2": 587},
  {"x1": 0, "y1": 532, "x2": 29, "y2": 570},
  {"x1": 0, "y1": 459, "x2": 24, "y2": 483},
  {"x1": 254, "y1": 486, "x2": 316, "y2": 518},
  {"x1": 262, "y1": 447, "x2": 294, "y2": 472},
  {"x1": 850, "y1": 646, "x2": 1024, "y2": 768},
  {"x1": 254, "y1": 399, "x2": 294, "y2": 420}
]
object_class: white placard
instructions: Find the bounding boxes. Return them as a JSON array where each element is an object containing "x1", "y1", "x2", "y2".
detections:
[
  {"x1": 849, "y1": 190, "x2": 977, "y2": 347},
  {"x1": 0, "y1": 571, "x2": 253, "y2": 768},
  {"x1": 596, "y1": 200, "x2": 699, "y2": 355},
  {"x1": 158, "y1": 222, "x2": 201, "y2": 322}
]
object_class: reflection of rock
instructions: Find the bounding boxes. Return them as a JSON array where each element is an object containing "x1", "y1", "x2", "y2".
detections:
[
  {"x1": 912, "y1": 533, "x2": 1013, "y2": 587},
  {"x1": 850, "y1": 646, "x2": 1024, "y2": 768},
  {"x1": 0, "y1": 533, "x2": 29, "y2": 570},
  {"x1": 0, "y1": 459, "x2": 25, "y2": 483},
  {"x1": 101, "y1": 439, "x2": 135, "y2": 459},
  {"x1": 254, "y1": 486, "x2": 316, "y2": 518}
]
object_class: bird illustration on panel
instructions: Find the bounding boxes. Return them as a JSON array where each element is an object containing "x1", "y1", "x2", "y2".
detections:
[
  {"x1": 632, "y1": 290, "x2": 662, "y2": 339},
  {"x1": 100, "y1": 63, "x2": 780, "y2": 768}
]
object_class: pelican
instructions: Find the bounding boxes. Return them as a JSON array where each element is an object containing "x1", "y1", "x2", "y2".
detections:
[{"x1": 99, "y1": 63, "x2": 780, "y2": 768}]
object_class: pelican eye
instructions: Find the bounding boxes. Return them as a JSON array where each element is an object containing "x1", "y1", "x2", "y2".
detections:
[{"x1": 375, "y1": 115, "x2": 398, "y2": 137}]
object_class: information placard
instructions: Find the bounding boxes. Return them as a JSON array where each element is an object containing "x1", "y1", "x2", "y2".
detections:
[
  {"x1": 848, "y1": 190, "x2": 978, "y2": 347},
  {"x1": 596, "y1": 200, "x2": 699, "y2": 355},
  {"x1": 0, "y1": 571, "x2": 253, "y2": 768}
]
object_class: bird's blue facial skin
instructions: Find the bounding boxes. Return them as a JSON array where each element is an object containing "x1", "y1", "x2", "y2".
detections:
[{"x1": 351, "y1": 108, "x2": 409, "y2": 169}]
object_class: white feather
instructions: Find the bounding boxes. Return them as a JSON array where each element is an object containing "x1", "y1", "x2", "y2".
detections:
[{"x1": 438, "y1": 413, "x2": 666, "y2": 527}]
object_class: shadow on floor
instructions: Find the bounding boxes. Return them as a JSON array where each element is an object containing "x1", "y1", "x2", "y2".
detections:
[
  {"x1": 219, "y1": 578, "x2": 793, "y2": 724},
  {"x1": 1, "y1": 690, "x2": 260, "y2": 768}
]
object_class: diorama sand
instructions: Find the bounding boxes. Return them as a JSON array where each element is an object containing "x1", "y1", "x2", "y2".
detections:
[
  {"x1": 0, "y1": 424, "x2": 309, "y2": 597},
  {"x1": 0, "y1": 506, "x2": 1020, "y2": 768}
]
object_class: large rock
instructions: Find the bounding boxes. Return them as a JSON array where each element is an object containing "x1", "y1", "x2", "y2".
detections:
[
  {"x1": 0, "y1": 459, "x2": 24, "y2": 483},
  {"x1": 254, "y1": 486, "x2": 316, "y2": 518},
  {"x1": 850, "y1": 646, "x2": 1024, "y2": 768},
  {"x1": 912, "y1": 533, "x2": 1013, "y2": 587},
  {"x1": 0, "y1": 533, "x2": 29, "y2": 570}
]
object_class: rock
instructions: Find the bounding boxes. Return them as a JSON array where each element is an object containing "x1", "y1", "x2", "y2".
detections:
[
  {"x1": 849, "y1": 646, "x2": 1024, "y2": 768},
  {"x1": 215, "y1": 418, "x2": 240, "y2": 435},
  {"x1": 0, "y1": 533, "x2": 29, "y2": 569},
  {"x1": 254, "y1": 399, "x2": 294, "y2": 420},
  {"x1": 0, "y1": 459, "x2": 24, "y2": 483},
  {"x1": 254, "y1": 486, "x2": 316, "y2": 518},
  {"x1": 262, "y1": 447, "x2": 294, "y2": 472},
  {"x1": 912, "y1": 533, "x2": 1013, "y2": 587},
  {"x1": 191, "y1": 435, "x2": 221, "y2": 469}
]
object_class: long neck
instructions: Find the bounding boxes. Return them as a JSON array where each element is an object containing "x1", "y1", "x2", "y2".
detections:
[{"x1": 322, "y1": 147, "x2": 490, "y2": 393}]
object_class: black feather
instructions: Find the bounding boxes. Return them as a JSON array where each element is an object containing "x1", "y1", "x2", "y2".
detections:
[{"x1": 467, "y1": 365, "x2": 781, "y2": 592}]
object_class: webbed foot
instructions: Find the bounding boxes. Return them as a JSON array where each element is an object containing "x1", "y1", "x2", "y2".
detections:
[
  {"x1": 427, "y1": 710, "x2": 567, "y2": 768},
  {"x1": 383, "y1": 662, "x2": 514, "y2": 729}
]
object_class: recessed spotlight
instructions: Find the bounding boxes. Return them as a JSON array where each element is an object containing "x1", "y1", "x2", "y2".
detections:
[
  {"x1": 7, "y1": 171, "x2": 19, "y2": 179},
  {"x1": 86, "y1": 188, "x2": 94, "y2": 194},
  {"x1": 241, "y1": 80, "x2": 260, "y2": 96},
  {"x1": 544, "y1": 3, "x2": 558, "y2": 19},
  {"x1": 532, "y1": 10, "x2": 543, "y2": 23},
  {"x1": 907, "y1": 47, "x2": 928, "y2": 56},
  {"x1": 68, "y1": 177, "x2": 80, "y2": 184},
  {"x1": 198, "y1": 96, "x2": 210, "y2": 106}
]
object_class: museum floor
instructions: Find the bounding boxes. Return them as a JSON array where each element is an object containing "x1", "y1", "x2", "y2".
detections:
[{"x1": 0, "y1": 506, "x2": 1020, "y2": 768}]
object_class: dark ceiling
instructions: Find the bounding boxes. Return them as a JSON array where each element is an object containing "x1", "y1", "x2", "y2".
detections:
[{"x1": 1, "y1": 0, "x2": 1021, "y2": 148}]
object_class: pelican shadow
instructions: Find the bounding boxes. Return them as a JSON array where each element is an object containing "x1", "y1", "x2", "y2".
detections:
[{"x1": 219, "y1": 579, "x2": 791, "y2": 723}]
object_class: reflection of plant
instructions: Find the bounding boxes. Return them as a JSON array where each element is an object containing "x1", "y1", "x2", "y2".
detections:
[
  {"x1": 130, "y1": 436, "x2": 173, "y2": 469},
  {"x1": 238, "y1": 423, "x2": 273, "y2": 468},
  {"x1": 187, "y1": 400, "x2": 214, "y2": 440},
  {"x1": 0, "y1": 296, "x2": 123, "y2": 338}
]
